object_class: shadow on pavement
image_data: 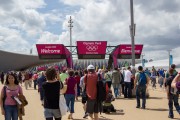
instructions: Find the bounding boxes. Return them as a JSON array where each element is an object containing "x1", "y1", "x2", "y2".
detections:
[
  {"x1": 99, "y1": 116, "x2": 114, "y2": 120},
  {"x1": 148, "y1": 97, "x2": 163, "y2": 100},
  {"x1": 102, "y1": 109, "x2": 125, "y2": 116},
  {"x1": 73, "y1": 118, "x2": 84, "y2": 120},
  {"x1": 173, "y1": 117, "x2": 180, "y2": 120},
  {"x1": 146, "y1": 108, "x2": 168, "y2": 111}
]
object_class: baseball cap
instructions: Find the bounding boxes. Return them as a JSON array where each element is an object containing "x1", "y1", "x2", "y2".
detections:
[{"x1": 87, "y1": 65, "x2": 95, "y2": 70}]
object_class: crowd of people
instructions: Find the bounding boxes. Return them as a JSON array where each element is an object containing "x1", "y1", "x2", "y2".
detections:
[{"x1": 0, "y1": 64, "x2": 180, "y2": 120}]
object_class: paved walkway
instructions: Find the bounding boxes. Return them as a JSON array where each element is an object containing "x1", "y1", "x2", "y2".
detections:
[{"x1": 0, "y1": 84, "x2": 179, "y2": 120}]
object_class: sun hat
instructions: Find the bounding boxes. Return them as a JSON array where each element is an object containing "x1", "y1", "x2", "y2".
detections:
[{"x1": 87, "y1": 65, "x2": 95, "y2": 70}]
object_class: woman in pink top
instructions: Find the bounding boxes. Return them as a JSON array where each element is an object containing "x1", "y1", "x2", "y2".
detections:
[{"x1": 0, "y1": 73, "x2": 23, "y2": 120}]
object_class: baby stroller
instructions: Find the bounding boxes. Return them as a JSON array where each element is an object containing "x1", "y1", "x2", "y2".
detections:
[{"x1": 102, "y1": 90, "x2": 116, "y2": 114}]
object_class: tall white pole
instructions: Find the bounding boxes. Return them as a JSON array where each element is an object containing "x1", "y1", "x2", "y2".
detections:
[
  {"x1": 68, "y1": 16, "x2": 73, "y2": 52},
  {"x1": 130, "y1": 0, "x2": 136, "y2": 75},
  {"x1": 168, "y1": 50, "x2": 172, "y2": 69}
]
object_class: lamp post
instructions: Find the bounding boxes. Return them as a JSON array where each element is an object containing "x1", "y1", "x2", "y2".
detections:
[
  {"x1": 30, "y1": 48, "x2": 33, "y2": 54},
  {"x1": 168, "y1": 49, "x2": 172, "y2": 69},
  {"x1": 68, "y1": 16, "x2": 73, "y2": 52},
  {"x1": 130, "y1": 0, "x2": 136, "y2": 75},
  {"x1": 141, "y1": 53, "x2": 145, "y2": 67}
]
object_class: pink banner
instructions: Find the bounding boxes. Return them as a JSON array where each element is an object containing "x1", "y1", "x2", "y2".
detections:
[
  {"x1": 77, "y1": 41, "x2": 107, "y2": 54},
  {"x1": 37, "y1": 66, "x2": 46, "y2": 71},
  {"x1": 36, "y1": 44, "x2": 64, "y2": 55},
  {"x1": 119, "y1": 44, "x2": 143, "y2": 55}
]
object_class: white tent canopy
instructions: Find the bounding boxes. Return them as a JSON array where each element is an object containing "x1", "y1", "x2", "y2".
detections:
[{"x1": 135, "y1": 57, "x2": 180, "y2": 71}]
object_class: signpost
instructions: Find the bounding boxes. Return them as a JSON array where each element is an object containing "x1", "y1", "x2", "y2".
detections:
[
  {"x1": 111, "y1": 44, "x2": 143, "y2": 68},
  {"x1": 36, "y1": 44, "x2": 73, "y2": 68},
  {"x1": 77, "y1": 41, "x2": 107, "y2": 59}
]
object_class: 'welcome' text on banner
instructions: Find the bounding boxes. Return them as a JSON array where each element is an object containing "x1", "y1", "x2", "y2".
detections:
[
  {"x1": 118, "y1": 44, "x2": 143, "y2": 59},
  {"x1": 36, "y1": 44, "x2": 66, "y2": 59}
]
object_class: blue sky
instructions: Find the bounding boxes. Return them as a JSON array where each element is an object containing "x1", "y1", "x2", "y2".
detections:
[
  {"x1": 38, "y1": 0, "x2": 79, "y2": 34},
  {"x1": 0, "y1": 0, "x2": 180, "y2": 61}
]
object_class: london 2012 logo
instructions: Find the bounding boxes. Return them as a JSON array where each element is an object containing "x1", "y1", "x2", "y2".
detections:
[{"x1": 86, "y1": 45, "x2": 98, "y2": 51}]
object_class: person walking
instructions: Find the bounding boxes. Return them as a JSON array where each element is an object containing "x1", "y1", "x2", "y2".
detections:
[
  {"x1": 166, "y1": 69, "x2": 180, "y2": 118},
  {"x1": 42, "y1": 68, "x2": 62, "y2": 120},
  {"x1": 134, "y1": 66, "x2": 150, "y2": 109},
  {"x1": 32, "y1": 72, "x2": 38, "y2": 90},
  {"x1": 37, "y1": 72, "x2": 46, "y2": 105},
  {"x1": 24, "y1": 72, "x2": 30, "y2": 90},
  {"x1": 59, "y1": 70, "x2": 68, "y2": 83},
  {"x1": 84, "y1": 65, "x2": 99, "y2": 120},
  {"x1": 112, "y1": 68, "x2": 121, "y2": 98},
  {"x1": 64, "y1": 70, "x2": 77, "y2": 119},
  {"x1": 79, "y1": 69, "x2": 89, "y2": 118},
  {"x1": 0, "y1": 73, "x2": 23, "y2": 120},
  {"x1": 1, "y1": 72, "x2": 5, "y2": 84},
  {"x1": 104, "y1": 69, "x2": 112, "y2": 89},
  {"x1": 124, "y1": 67, "x2": 132, "y2": 98},
  {"x1": 74, "y1": 71, "x2": 81, "y2": 100}
]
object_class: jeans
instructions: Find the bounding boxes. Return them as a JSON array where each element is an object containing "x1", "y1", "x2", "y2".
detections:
[
  {"x1": 112, "y1": 83, "x2": 119, "y2": 98},
  {"x1": 65, "y1": 94, "x2": 75, "y2": 113},
  {"x1": 77, "y1": 84, "x2": 81, "y2": 96},
  {"x1": 124, "y1": 82, "x2": 132, "y2": 98},
  {"x1": 4, "y1": 105, "x2": 18, "y2": 120},
  {"x1": 168, "y1": 94, "x2": 180, "y2": 117},
  {"x1": 33, "y1": 80, "x2": 37, "y2": 89},
  {"x1": 136, "y1": 85, "x2": 146, "y2": 107},
  {"x1": 39, "y1": 88, "x2": 44, "y2": 101},
  {"x1": 121, "y1": 83, "x2": 125, "y2": 95}
]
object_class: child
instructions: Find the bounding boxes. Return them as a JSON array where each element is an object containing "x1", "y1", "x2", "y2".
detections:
[{"x1": 102, "y1": 89, "x2": 116, "y2": 113}]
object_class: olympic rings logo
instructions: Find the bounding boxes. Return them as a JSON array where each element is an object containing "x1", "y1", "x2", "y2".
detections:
[{"x1": 86, "y1": 45, "x2": 98, "y2": 51}]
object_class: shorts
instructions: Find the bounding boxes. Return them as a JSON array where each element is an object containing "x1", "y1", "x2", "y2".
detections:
[
  {"x1": 86, "y1": 99, "x2": 99, "y2": 114},
  {"x1": 82, "y1": 98, "x2": 87, "y2": 104},
  {"x1": 44, "y1": 108, "x2": 61, "y2": 118}
]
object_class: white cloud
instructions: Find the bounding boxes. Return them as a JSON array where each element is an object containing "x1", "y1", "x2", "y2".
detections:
[
  {"x1": 0, "y1": 0, "x2": 47, "y2": 37},
  {"x1": 43, "y1": 11, "x2": 63, "y2": 24},
  {"x1": 0, "y1": 0, "x2": 180, "y2": 61},
  {"x1": 0, "y1": 26, "x2": 29, "y2": 52},
  {"x1": 59, "y1": 0, "x2": 90, "y2": 7},
  {"x1": 58, "y1": 0, "x2": 180, "y2": 60},
  {"x1": 19, "y1": 0, "x2": 46, "y2": 9},
  {"x1": 36, "y1": 31, "x2": 60, "y2": 44}
]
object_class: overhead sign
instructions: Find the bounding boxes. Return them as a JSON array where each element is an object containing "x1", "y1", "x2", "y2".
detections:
[
  {"x1": 77, "y1": 41, "x2": 107, "y2": 59},
  {"x1": 118, "y1": 44, "x2": 143, "y2": 59},
  {"x1": 110, "y1": 44, "x2": 143, "y2": 68},
  {"x1": 36, "y1": 44, "x2": 66, "y2": 59}
]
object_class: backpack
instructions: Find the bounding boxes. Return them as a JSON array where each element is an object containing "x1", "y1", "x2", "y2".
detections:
[
  {"x1": 138, "y1": 72, "x2": 147, "y2": 86},
  {"x1": 120, "y1": 72, "x2": 124, "y2": 84},
  {"x1": 168, "y1": 75, "x2": 179, "y2": 95},
  {"x1": 97, "y1": 74, "x2": 107, "y2": 102}
]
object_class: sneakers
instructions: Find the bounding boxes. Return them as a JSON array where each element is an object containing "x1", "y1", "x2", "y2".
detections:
[
  {"x1": 136, "y1": 106, "x2": 145, "y2": 109},
  {"x1": 168, "y1": 115, "x2": 174, "y2": 119},
  {"x1": 141, "y1": 107, "x2": 146, "y2": 109},
  {"x1": 83, "y1": 113, "x2": 89, "y2": 118},
  {"x1": 136, "y1": 106, "x2": 140, "y2": 108}
]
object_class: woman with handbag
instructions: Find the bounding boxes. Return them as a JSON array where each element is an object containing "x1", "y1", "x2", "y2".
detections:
[
  {"x1": 0, "y1": 73, "x2": 23, "y2": 120},
  {"x1": 64, "y1": 70, "x2": 77, "y2": 119}
]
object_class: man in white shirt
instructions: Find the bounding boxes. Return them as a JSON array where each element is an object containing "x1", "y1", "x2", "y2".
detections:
[{"x1": 124, "y1": 67, "x2": 132, "y2": 98}]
